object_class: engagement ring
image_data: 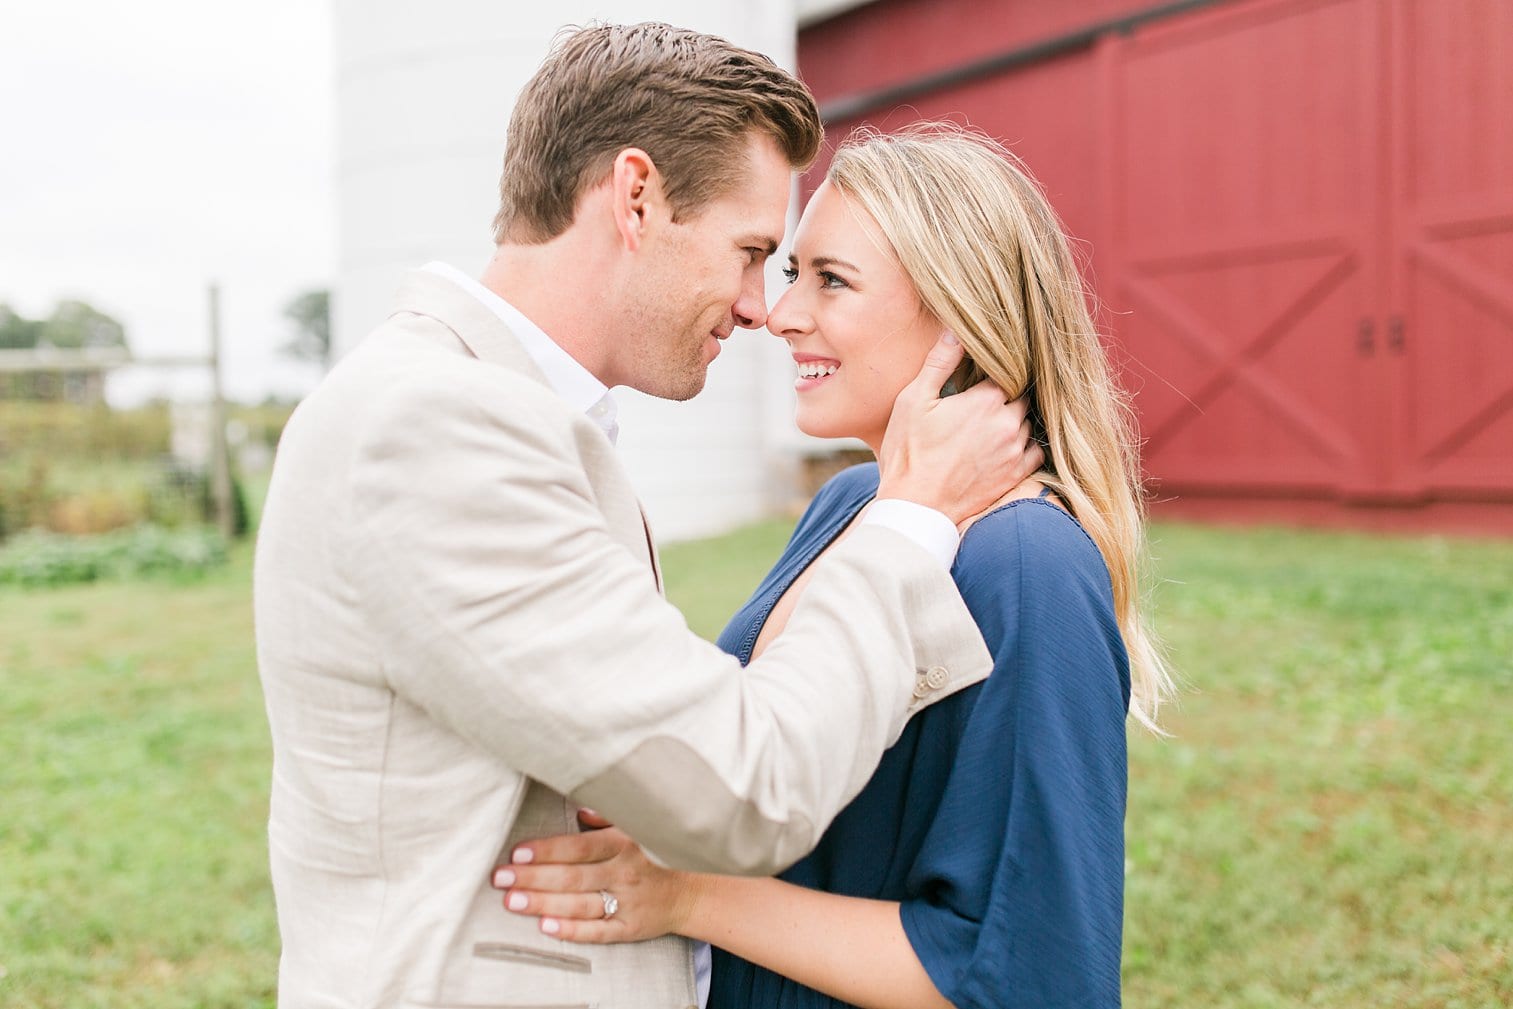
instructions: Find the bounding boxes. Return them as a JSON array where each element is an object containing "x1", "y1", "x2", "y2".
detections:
[{"x1": 599, "y1": 889, "x2": 619, "y2": 919}]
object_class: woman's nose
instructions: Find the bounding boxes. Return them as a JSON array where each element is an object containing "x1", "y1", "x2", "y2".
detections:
[{"x1": 766, "y1": 286, "x2": 805, "y2": 340}]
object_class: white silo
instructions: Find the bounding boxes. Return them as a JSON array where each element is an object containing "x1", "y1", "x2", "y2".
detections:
[{"x1": 332, "y1": 2, "x2": 808, "y2": 541}]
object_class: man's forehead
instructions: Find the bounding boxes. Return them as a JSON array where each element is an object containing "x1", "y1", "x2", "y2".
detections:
[
  {"x1": 736, "y1": 131, "x2": 794, "y2": 203},
  {"x1": 690, "y1": 130, "x2": 792, "y2": 237}
]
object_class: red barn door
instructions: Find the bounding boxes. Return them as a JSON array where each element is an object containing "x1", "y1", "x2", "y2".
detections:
[
  {"x1": 1111, "y1": 0, "x2": 1390, "y2": 500},
  {"x1": 1112, "y1": 0, "x2": 1513, "y2": 509},
  {"x1": 1387, "y1": 0, "x2": 1513, "y2": 501}
]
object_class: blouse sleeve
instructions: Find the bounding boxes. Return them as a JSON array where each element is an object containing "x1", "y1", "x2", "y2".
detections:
[{"x1": 898, "y1": 502, "x2": 1131, "y2": 1009}]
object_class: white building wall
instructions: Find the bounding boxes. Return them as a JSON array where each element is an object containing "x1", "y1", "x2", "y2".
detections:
[{"x1": 333, "y1": 1, "x2": 807, "y2": 541}]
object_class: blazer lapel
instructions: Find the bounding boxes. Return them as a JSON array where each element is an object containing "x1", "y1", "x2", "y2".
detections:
[
  {"x1": 391, "y1": 269, "x2": 661, "y2": 585},
  {"x1": 390, "y1": 269, "x2": 551, "y2": 388}
]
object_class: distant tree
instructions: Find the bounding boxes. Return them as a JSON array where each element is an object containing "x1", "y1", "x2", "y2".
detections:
[
  {"x1": 0, "y1": 300, "x2": 128, "y2": 351},
  {"x1": 0, "y1": 304, "x2": 44, "y2": 350},
  {"x1": 0, "y1": 300, "x2": 127, "y2": 401},
  {"x1": 280, "y1": 289, "x2": 331, "y2": 369},
  {"x1": 39, "y1": 300, "x2": 129, "y2": 350}
]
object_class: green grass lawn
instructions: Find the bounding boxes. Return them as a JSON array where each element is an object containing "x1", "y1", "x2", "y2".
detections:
[{"x1": 1, "y1": 520, "x2": 1510, "y2": 1007}]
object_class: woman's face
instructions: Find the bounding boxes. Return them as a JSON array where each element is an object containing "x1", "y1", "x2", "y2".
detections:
[{"x1": 769, "y1": 180, "x2": 941, "y2": 451}]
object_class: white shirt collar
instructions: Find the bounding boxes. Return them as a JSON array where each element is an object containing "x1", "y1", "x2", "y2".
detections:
[{"x1": 422, "y1": 261, "x2": 618, "y2": 444}]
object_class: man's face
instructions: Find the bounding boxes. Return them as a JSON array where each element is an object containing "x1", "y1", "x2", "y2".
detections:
[{"x1": 616, "y1": 132, "x2": 791, "y2": 401}]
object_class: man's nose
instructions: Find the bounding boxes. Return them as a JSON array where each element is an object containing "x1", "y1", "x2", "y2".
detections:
[{"x1": 733, "y1": 279, "x2": 769, "y2": 331}]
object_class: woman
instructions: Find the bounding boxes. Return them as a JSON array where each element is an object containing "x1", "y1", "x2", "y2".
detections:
[{"x1": 492, "y1": 125, "x2": 1173, "y2": 1008}]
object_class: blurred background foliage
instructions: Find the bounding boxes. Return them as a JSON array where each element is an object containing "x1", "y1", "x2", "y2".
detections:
[{"x1": 0, "y1": 400, "x2": 290, "y2": 580}]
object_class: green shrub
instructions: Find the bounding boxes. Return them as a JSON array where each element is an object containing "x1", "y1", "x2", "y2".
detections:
[
  {"x1": 0, "y1": 401, "x2": 171, "y2": 459},
  {"x1": 1, "y1": 402, "x2": 266, "y2": 541},
  {"x1": 0, "y1": 525, "x2": 228, "y2": 587}
]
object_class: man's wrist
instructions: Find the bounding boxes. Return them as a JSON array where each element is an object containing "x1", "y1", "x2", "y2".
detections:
[{"x1": 861, "y1": 499, "x2": 960, "y2": 568}]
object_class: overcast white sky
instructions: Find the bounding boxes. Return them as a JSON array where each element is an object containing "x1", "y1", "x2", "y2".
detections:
[{"x1": 0, "y1": 0, "x2": 335, "y2": 403}]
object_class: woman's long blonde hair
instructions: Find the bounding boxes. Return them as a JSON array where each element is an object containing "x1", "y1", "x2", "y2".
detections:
[{"x1": 829, "y1": 124, "x2": 1174, "y2": 732}]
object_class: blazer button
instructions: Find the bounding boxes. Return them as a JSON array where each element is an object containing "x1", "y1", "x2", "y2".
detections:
[
  {"x1": 912, "y1": 677, "x2": 932, "y2": 699},
  {"x1": 925, "y1": 665, "x2": 949, "y2": 689}
]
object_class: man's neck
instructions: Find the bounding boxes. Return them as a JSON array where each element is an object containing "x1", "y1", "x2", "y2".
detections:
[{"x1": 481, "y1": 243, "x2": 615, "y2": 386}]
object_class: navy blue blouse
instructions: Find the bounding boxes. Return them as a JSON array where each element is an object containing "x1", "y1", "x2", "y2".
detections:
[{"x1": 707, "y1": 464, "x2": 1130, "y2": 1009}]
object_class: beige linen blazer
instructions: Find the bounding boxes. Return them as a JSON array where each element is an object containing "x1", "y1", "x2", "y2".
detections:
[{"x1": 253, "y1": 269, "x2": 993, "y2": 1009}]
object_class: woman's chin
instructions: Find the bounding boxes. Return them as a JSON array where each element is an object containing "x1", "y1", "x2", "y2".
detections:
[
  {"x1": 794, "y1": 413, "x2": 845, "y2": 442},
  {"x1": 794, "y1": 412, "x2": 880, "y2": 449}
]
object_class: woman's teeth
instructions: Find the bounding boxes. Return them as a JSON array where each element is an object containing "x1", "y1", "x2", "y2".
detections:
[{"x1": 797, "y1": 362, "x2": 838, "y2": 379}]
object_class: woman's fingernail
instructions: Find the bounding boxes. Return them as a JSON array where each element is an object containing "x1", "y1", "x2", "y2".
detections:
[
  {"x1": 507, "y1": 892, "x2": 528, "y2": 912},
  {"x1": 542, "y1": 918, "x2": 560, "y2": 935},
  {"x1": 492, "y1": 868, "x2": 515, "y2": 888},
  {"x1": 512, "y1": 848, "x2": 534, "y2": 864},
  {"x1": 943, "y1": 330, "x2": 958, "y2": 345}
]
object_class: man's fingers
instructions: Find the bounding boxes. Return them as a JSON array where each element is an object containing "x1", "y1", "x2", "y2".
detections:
[
  {"x1": 1018, "y1": 431, "x2": 1046, "y2": 480},
  {"x1": 904, "y1": 330, "x2": 965, "y2": 396},
  {"x1": 944, "y1": 380, "x2": 1018, "y2": 411}
]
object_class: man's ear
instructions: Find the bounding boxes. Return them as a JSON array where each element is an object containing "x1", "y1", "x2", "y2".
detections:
[{"x1": 609, "y1": 148, "x2": 661, "y2": 252}]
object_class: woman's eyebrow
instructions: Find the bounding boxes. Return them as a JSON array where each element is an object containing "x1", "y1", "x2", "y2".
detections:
[{"x1": 786, "y1": 253, "x2": 861, "y2": 273}]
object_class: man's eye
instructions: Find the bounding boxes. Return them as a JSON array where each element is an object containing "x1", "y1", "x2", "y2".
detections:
[
  {"x1": 780, "y1": 266, "x2": 798, "y2": 284},
  {"x1": 747, "y1": 247, "x2": 769, "y2": 264}
]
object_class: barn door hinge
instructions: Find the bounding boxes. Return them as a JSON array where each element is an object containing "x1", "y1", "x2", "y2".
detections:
[{"x1": 1356, "y1": 318, "x2": 1375, "y2": 356}]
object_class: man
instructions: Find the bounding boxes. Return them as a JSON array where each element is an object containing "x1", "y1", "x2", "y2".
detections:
[{"x1": 254, "y1": 22, "x2": 1038, "y2": 1009}]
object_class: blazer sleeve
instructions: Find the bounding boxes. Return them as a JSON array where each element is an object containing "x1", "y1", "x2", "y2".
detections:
[
  {"x1": 898, "y1": 504, "x2": 1130, "y2": 1009},
  {"x1": 344, "y1": 376, "x2": 993, "y2": 876}
]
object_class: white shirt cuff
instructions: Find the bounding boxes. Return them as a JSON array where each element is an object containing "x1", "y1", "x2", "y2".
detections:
[{"x1": 861, "y1": 499, "x2": 960, "y2": 569}]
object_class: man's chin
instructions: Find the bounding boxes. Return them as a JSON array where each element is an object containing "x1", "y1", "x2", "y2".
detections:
[
  {"x1": 632, "y1": 368, "x2": 708, "y2": 403},
  {"x1": 666, "y1": 373, "x2": 708, "y2": 402}
]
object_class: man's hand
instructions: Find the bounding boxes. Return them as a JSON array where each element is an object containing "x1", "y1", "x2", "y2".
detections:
[{"x1": 876, "y1": 331, "x2": 1043, "y2": 525}]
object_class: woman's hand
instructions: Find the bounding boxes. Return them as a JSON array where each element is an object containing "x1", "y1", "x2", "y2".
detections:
[{"x1": 491, "y1": 824, "x2": 706, "y2": 943}]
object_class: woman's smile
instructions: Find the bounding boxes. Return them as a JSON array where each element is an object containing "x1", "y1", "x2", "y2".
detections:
[{"x1": 794, "y1": 354, "x2": 841, "y2": 390}]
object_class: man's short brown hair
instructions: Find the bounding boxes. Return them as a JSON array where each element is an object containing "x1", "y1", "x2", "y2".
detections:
[{"x1": 492, "y1": 22, "x2": 822, "y2": 245}]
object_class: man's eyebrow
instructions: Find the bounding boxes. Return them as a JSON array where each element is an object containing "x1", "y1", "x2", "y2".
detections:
[
  {"x1": 786, "y1": 253, "x2": 861, "y2": 273},
  {"x1": 741, "y1": 235, "x2": 780, "y2": 256}
]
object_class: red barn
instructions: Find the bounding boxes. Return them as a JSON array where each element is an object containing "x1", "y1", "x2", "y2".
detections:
[{"x1": 799, "y1": 0, "x2": 1513, "y2": 534}]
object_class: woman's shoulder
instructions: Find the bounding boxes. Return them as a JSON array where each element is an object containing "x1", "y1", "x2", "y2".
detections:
[
  {"x1": 956, "y1": 497, "x2": 1110, "y2": 590},
  {"x1": 953, "y1": 497, "x2": 1130, "y2": 708}
]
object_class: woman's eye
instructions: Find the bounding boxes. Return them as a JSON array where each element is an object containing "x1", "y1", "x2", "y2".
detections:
[
  {"x1": 780, "y1": 266, "x2": 799, "y2": 284},
  {"x1": 819, "y1": 271, "x2": 847, "y2": 290}
]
